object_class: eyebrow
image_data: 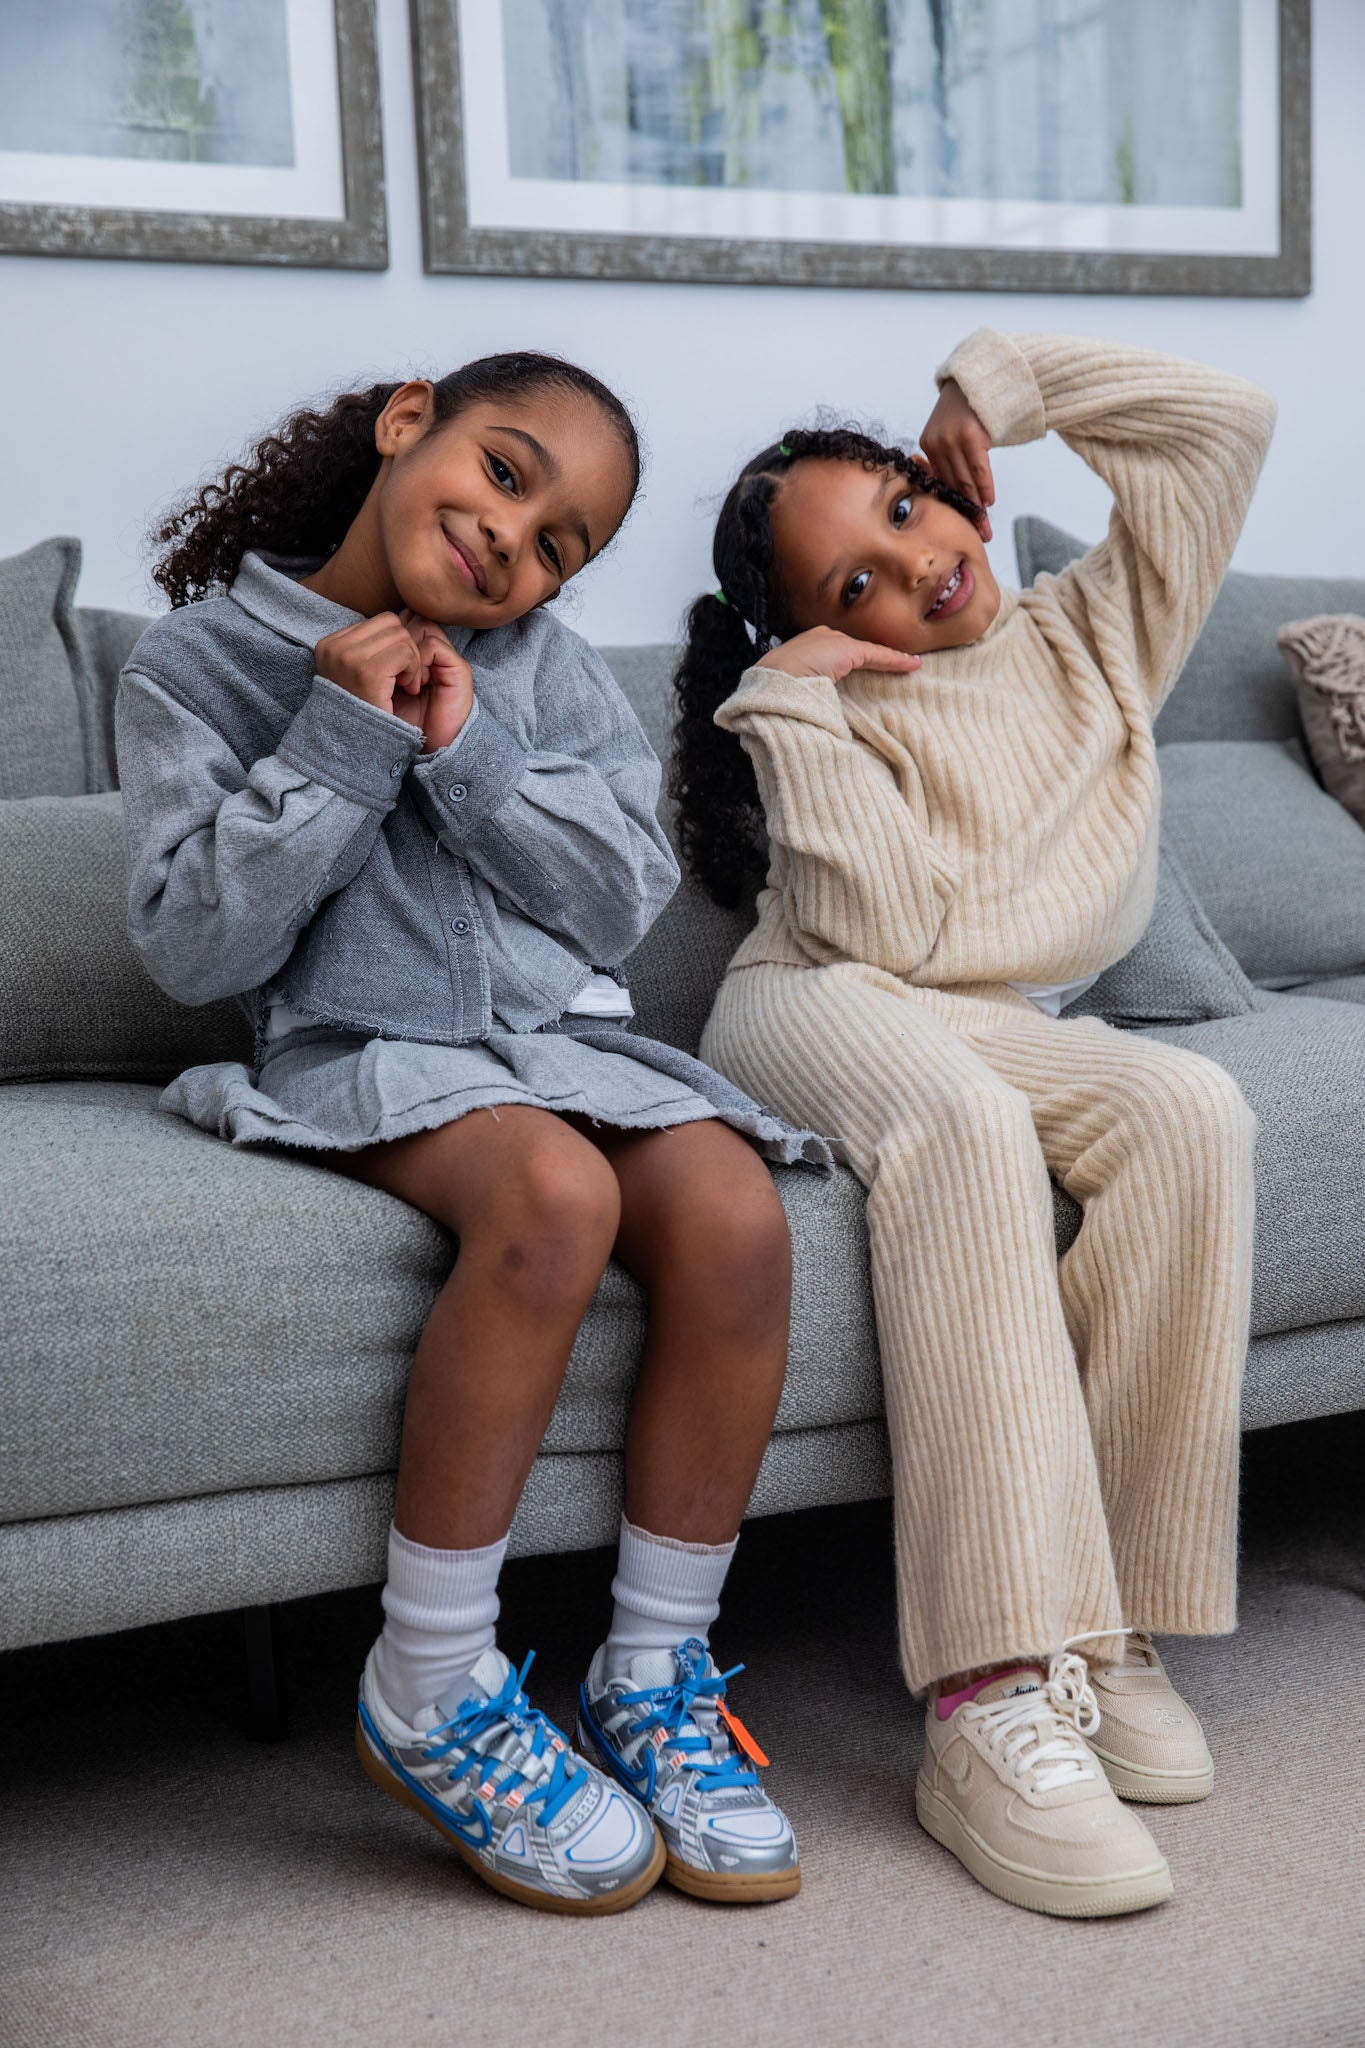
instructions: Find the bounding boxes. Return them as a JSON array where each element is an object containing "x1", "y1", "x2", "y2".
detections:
[
  {"x1": 815, "y1": 473, "x2": 897, "y2": 599},
  {"x1": 491, "y1": 423, "x2": 593, "y2": 562}
]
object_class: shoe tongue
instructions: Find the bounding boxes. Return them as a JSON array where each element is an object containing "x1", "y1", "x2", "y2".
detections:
[
  {"x1": 628, "y1": 1638, "x2": 710, "y2": 1690},
  {"x1": 432, "y1": 1646, "x2": 512, "y2": 1721},
  {"x1": 974, "y1": 1666, "x2": 1046, "y2": 1707}
]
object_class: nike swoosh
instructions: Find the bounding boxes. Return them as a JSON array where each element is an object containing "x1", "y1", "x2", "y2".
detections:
[
  {"x1": 359, "y1": 1700, "x2": 494, "y2": 1848},
  {"x1": 944, "y1": 1750, "x2": 972, "y2": 1790}
]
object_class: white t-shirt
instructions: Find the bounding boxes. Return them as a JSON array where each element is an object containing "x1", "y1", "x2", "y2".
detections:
[
  {"x1": 264, "y1": 971, "x2": 632, "y2": 1044},
  {"x1": 1008, "y1": 972, "x2": 1101, "y2": 1017}
]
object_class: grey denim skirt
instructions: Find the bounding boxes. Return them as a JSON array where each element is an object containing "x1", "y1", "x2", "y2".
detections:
[{"x1": 161, "y1": 1014, "x2": 834, "y2": 1170}]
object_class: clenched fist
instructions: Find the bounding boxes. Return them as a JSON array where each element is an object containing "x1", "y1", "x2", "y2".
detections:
[{"x1": 315, "y1": 611, "x2": 475, "y2": 754}]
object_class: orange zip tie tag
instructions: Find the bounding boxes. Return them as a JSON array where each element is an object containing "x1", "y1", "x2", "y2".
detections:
[{"x1": 717, "y1": 1700, "x2": 770, "y2": 1769}]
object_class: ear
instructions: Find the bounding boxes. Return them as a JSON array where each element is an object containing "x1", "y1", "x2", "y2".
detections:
[{"x1": 375, "y1": 381, "x2": 437, "y2": 459}]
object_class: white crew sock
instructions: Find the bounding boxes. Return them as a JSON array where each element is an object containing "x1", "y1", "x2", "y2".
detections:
[
  {"x1": 602, "y1": 1516, "x2": 739, "y2": 1681},
  {"x1": 372, "y1": 1523, "x2": 510, "y2": 1726}
]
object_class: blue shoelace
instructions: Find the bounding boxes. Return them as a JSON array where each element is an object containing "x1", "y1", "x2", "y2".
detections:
[
  {"x1": 618, "y1": 1644, "x2": 760, "y2": 1791},
  {"x1": 422, "y1": 1652, "x2": 586, "y2": 1827}
]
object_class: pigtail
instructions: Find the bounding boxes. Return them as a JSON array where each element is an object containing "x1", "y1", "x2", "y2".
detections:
[{"x1": 670, "y1": 590, "x2": 770, "y2": 909}]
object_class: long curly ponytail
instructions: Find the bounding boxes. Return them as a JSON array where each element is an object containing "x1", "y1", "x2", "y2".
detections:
[
  {"x1": 151, "y1": 353, "x2": 640, "y2": 609},
  {"x1": 670, "y1": 426, "x2": 982, "y2": 907}
]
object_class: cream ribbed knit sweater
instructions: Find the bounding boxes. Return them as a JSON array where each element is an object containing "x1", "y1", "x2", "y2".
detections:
[
  {"x1": 703, "y1": 334, "x2": 1274, "y2": 1690},
  {"x1": 717, "y1": 329, "x2": 1277, "y2": 993}
]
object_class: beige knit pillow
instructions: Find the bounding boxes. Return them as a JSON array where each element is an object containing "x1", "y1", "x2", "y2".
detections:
[{"x1": 1277, "y1": 614, "x2": 1365, "y2": 827}]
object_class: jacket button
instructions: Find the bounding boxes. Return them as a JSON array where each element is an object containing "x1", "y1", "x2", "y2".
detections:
[
  {"x1": 450, "y1": 918, "x2": 470, "y2": 934},
  {"x1": 448, "y1": 783, "x2": 468, "y2": 801}
]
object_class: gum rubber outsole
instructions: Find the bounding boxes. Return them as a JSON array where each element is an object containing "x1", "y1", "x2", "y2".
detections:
[
  {"x1": 1090, "y1": 1746, "x2": 1216, "y2": 1805},
  {"x1": 575, "y1": 1712, "x2": 801, "y2": 1905},
  {"x1": 914, "y1": 1772, "x2": 1173, "y2": 1919},
  {"x1": 663, "y1": 1853, "x2": 802, "y2": 1905},
  {"x1": 355, "y1": 1716, "x2": 666, "y2": 1916}
]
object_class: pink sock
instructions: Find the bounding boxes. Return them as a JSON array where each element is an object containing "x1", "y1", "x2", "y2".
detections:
[{"x1": 935, "y1": 1665, "x2": 1041, "y2": 1720}]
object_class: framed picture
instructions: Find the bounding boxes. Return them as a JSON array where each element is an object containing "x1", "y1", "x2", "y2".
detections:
[
  {"x1": 0, "y1": 0, "x2": 386, "y2": 269},
  {"x1": 412, "y1": 0, "x2": 1309, "y2": 296}
]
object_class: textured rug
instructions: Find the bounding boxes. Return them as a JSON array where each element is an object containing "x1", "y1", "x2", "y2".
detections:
[{"x1": 2, "y1": 1413, "x2": 1362, "y2": 2048}]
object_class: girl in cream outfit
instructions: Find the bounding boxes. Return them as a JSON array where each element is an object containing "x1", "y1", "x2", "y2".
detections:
[{"x1": 672, "y1": 330, "x2": 1276, "y2": 1916}]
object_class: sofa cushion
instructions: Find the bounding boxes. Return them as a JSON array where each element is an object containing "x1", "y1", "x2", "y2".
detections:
[
  {"x1": 1067, "y1": 845, "x2": 1259, "y2": 1026},
  {"x1": 0, "y1": 1080, "x2": 880, "y2": 1522},
  {"x1": 69, "y1": 605, "x2": 152, "y2": 792},
  {"x1": 1276, "y1": 614, "x2": 1365, "y2": 830},
  {"x1": 1158, "y1": 740, "x2": 1365, "y2": 987},
  {"x1": 600, "y1": 644, "x2": 676, "y2": 763},
  {"x1": 1144, "y1": 993, "x2": 1365, "y2": 1338},
  {"x1": 1014, "y1": 516, "x2": 1365, "y2": 745},
  {"x1": 0, "y1": 537, "x2": 91, "y2": 798},
  {"x1": 0, "y1": 793, "x2": 251, "y2": 1081},
  {"x1": 1279, "y1": 974, "x2": 1365, "y2": 1005}
]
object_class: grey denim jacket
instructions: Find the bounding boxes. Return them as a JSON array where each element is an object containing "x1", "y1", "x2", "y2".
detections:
[{"x1": 114, "y1": 553, "x2": 680, "y2": 1054}]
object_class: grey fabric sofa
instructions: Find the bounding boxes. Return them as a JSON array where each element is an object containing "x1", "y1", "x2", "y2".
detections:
[{"x1": 4, "y1": 528, "x2": 1364, "y2": 1656}]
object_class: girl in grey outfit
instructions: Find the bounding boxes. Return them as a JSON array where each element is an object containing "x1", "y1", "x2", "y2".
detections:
[{"x1": 117, "y1": 353, "x2": 826, "y2": 1914}]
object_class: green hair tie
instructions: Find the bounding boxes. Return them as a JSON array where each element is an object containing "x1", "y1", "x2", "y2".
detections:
[
  {"x1": 779, "y1": 441, "x2": 793, "y2": 456},
  {"x1": 714, "y1": 588, "x2": 729, "y2": 605}
]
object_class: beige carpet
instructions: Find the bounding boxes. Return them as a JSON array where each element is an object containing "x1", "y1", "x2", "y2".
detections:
[{"x1": 2, "y1": 1414, "x2": 1362, "y2": 2048}]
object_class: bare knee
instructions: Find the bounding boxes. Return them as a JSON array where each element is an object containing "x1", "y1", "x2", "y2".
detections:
[
  {"x1": 651, "y1": 1164, "x2": 792, "y2": 1345},
  {"x1": 475, "y1": 1137, "x2": 621, "y2": 1311}
]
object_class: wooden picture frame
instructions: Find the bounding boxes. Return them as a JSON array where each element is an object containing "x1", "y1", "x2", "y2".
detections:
[
  {"x1": 0, "y1": 0, "x2": 387, "y2": 270},
  {"x1": 412, "y1": 0, "x2": 1310, "y2": 297}
]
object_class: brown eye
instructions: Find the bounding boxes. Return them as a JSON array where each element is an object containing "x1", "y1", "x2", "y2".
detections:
[
  {"x1": 842, "y1": 570, "x2": 870, "y2": 606},
  {"x1": 891, "y1": 493, "x2": 914, "y2": 527}
]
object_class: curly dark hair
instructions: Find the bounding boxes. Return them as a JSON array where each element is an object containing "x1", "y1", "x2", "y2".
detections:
[
  {"x1": 669, "y1": 426, "x2": 984, "y2": 908},
  {"x1": 151, "y1": 352, "x2": 641, "y2": 609}
]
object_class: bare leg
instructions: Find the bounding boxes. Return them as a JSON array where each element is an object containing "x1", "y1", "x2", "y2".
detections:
[
  {"x1": 336, "y1": 1106, "x2": 621, "y2": 1549},
  {"x1": 570, "y1": 1118, "x2": 793, "y2": 1544}
]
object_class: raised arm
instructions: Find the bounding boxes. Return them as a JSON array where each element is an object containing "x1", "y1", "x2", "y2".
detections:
[
  {"x1": 716, "y1": 642, "x2": 960, "y2": 976},
  {"x1": 408, "y1": 643, "x2": 680, "y2": 966},
  {"x1": 937, "y1": 329, "x2": 1277, "y2": 712},
  {"x1": 116, "y1": 666, "x2": 422, "y2": 1006}
]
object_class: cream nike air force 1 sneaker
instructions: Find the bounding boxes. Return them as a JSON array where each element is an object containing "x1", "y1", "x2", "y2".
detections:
[
  {"x1": 1083, "y1": 1632, "x2": 1216, "y2": 1804},
  {"x1": 916, "y1": 1652, "x2": 1173, "y2": 1918}
]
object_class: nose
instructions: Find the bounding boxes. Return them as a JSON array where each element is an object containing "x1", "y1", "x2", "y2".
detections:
[
  {"x1": 901, "y1": 538, "x2": 939, "y2": 593},
  {"x1": 480, "y1": 500, "x2": 535, "y2": 568}
]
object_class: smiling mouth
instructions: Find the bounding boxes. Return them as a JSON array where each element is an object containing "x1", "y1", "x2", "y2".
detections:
[
  {"x1": 442, "y1": 525, "x2": 488, "y2": 595},
  {"x1": 925, "y1": 559, "x2": 973, "y2": 620}
]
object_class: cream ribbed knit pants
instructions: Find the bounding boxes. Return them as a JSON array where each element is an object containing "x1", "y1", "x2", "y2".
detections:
[{"x1": 702, "y1": 961, "x2": 1256, "y2": 1693}]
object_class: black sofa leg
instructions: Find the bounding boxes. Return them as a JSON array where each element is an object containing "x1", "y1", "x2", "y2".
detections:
[{"x1": 242, "y1": 1603, "x2": 288, "y2": 1741}]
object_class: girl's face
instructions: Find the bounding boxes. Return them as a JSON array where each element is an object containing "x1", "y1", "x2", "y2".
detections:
[
  {"x1": 374, "y1": 384, "x2": 636, "y2": 628},
  {"x1": 768, "y1": 458, "x2": 1001, "y2": 656}
]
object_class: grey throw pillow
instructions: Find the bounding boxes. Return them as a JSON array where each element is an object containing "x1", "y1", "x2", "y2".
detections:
[
  {"x1": 0, "y1": 792, "x2": 253, "y2": 1081},
  {"x1": 1276, "y1": 615, "x2": 1365, "y2": 830},
  {"x1": 1067, "y1": 846, "x2": 1259, "y2": 1027},
  {"x1": 1158, "y1": 739, "x2": 1365, "y2": 987},
  {"x1": 0, "y1": 537, "x2": 91, "y2": 799},
  {"x1": 1014, "y1": 515, "x2": 1365, "y2": 747}
]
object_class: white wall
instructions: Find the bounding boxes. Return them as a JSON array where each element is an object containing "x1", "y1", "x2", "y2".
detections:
[{"x1": 1, "y1": 0, "x2": 1358, "y2": 645}]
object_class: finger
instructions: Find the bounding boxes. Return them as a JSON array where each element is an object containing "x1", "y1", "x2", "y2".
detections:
[
  {"x1": 973, "y1": 450, "x2": 996, "y2": 508},
  {"x1": 851, "y1": 641, "x2": 921, "y2": 671}
]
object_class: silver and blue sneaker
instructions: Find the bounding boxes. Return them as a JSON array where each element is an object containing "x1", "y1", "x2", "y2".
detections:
[
  {"x1": 577, "y1": 1637, "x2": 800, "y2": 1902},
  {"x1": 356, "y1": 1645, "x2": 664, "y2": 1915}
]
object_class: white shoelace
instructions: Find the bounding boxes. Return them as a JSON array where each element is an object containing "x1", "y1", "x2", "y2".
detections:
[{"x1": 963, "y1": 1633, "x2": 1120, "y2": 1794}]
